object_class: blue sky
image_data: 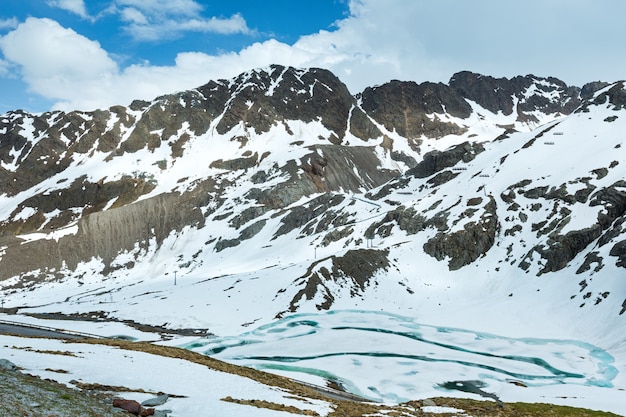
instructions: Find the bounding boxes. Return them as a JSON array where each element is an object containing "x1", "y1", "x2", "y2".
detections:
[{"x1": 1, "y1": 0, "x2": 625, "y2": 113}]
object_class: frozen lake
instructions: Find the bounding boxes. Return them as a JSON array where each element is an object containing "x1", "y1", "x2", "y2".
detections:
[{"x1": 181, "y1": 310, "x2": 618, "y2": 404}]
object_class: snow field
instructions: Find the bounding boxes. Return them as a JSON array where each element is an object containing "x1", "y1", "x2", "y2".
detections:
[{"x1": 0, "y1": 334, "x2": 334, "y2": 417}]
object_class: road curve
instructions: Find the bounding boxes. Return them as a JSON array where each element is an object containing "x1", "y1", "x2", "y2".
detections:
[{"x1": 0, "y1": 320, "x2": 96, "y2": 339}]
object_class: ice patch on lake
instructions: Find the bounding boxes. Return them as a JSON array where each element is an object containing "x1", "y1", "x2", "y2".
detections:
[{"x1": 181, "y1": 310, "x2": 618, "y2": 403}]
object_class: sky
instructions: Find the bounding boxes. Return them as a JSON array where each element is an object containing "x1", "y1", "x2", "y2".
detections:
[{"x1": 0, "y1": 0, "x2": 625, "y2": 113}]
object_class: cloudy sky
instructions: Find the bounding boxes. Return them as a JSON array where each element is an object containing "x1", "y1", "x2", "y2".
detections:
[{"x1": 1, "y1": 0, "x2": 625, "y2": 113}]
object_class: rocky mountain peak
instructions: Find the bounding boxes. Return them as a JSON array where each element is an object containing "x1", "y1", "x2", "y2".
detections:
[
  {"x1": 193, "y1": 65, "x2": 358, "y2": 142},
  {"x1": 449, "y1": 71, "x2": 582, "y2": 121},
  {"x1": 591, "y1": 81, "x2": 626, "y2": 109},
  {"x1": 358, "y1": 80, "x2": 472, "y2": 140}
]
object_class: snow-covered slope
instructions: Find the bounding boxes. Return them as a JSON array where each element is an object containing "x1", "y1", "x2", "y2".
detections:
[{"x1": 0, "y1": 66, "x2": 624, "y2": 413}]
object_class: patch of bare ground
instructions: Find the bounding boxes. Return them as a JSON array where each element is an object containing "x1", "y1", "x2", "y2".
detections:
[{"x1": 0, "y1": 367, "x2": 128, "y2": 417}]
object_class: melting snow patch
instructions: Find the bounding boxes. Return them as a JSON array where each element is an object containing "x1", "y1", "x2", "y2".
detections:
[
  {"x1": 18, "y1": 225, "x2": 79, "y2": 243},
  {"x1": 12, "y1": 206, "x2": 37, "y2": 221}
]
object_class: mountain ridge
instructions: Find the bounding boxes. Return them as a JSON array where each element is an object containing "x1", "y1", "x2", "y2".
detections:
[{"x1": 0, "y1": 65, "x2": 624, "y2": 334}]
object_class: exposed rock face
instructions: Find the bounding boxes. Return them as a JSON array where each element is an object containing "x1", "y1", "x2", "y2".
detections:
[
  {"x1": 274, "y1": 193, "x2": 346, "y2": 239},
  {"x1": 360, "y1": 80, "x2": 471, "y2": 141},
  {"x1": 517, "y1": 180, "x2": 626, "y2": 275},
  {"x1": 449, "y1": 71, "x2": 583, "y2": 120},
  {"x1": 1, "y1": 175, "x2": 157, "y2": 237},
  {"x1": 584, "y1": 81, "x2": 626, "y2": 111},
  {"x1": 423, "y1": 197, "x2": 498, "y2": 270},
  {"x1": 0, "y1": 107, "x2": 134, "y2": 196},
  {"x1": 365, "y1": 206, "x2": 427, "y2": 239},
  {"x1": 407, "y1": 141, "x2": 485, "y2": 179},
  {"x1": 215, "y1": 219, "x2": 267, "y2": 252},
  {"x1": 523, "y1": 225, "x2": 603, "y2": 274},
  {"x1": 0, "y1": 66, "x2": 397, "y2": 282},
  {"x1": 0, "y1": 187, "x2": 209, "y2": 281},
  {"x1": 196, "y1": 65, "x2": 379, "y2": 143},
  {"x1": 285, "y1": 249, "x2": 390, "y2": 313}
]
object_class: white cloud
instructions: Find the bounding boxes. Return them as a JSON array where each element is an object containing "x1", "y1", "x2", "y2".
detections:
[
  {"x1": 0, "y1": 1, "x2": 435, "y2": 111},
  {"x1": 122, "y1": 12, "x2": 250, "y2": 41},
  {"x1": 177, "y1": 13, "x2": 249, "y2": 35},
  {"x1": 117, "y1": 0, "x2": 202, "y2": 18},
  {"x1": 0, "y1": 18, "x2": 19, "y2": 30},
  {"x1": 0, "y1": 16, "x2": 258, "y2": 111},
  {"x1": 0, "y1": 18, "x2": 118, "y2": 109},
  {"x1": 120, "y1": 7, "x2": 148, "y2": 25},
  {"x1": 115, "y1": 0, "x2": 251, "y2": 41},
  {"x1": 2, "y1": 0, "x2": 626, "y2": 112},
  {"x1": 47, "y1": 0, "x2": 90, "y2": 19}
]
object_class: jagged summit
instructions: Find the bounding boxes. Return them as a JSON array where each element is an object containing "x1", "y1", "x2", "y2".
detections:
[{"x1": 449, "y1": 71, "x2": 587, "y2": 118}]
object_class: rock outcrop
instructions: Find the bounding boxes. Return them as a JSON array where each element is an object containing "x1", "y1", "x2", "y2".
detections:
[{"x1": 449, "y1": 71, "x2": 584, "y2": 120}]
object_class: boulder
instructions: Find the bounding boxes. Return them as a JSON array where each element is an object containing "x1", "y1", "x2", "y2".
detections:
[
  {"x1": 141, "y1": 394, "x2": 169, "y2": 407},
  {"x1": 0, "y1": 359, "x2": 17, "y2": 370},
  {"x1": 113, "y1": 399, "x2": 141, "y2": 415}
]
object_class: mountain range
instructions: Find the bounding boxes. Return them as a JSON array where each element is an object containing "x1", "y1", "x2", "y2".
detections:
[{"x1": 0, "y1": 64, "x2": 625, "y2": 411}]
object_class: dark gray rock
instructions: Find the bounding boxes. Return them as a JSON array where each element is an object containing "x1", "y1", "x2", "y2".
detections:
[
  {"x1": 584, "y1": 81, "x2": 626, "y2": 111},
  {"x1": 423, "y1": 198, "x2": 498, "y2": 270},
  {"x1": 229, "y1": 206, "x2": 268, "y2": 230},
  {"x1": 285, "y1": 249, "x2": 390, "y2": 313},
  {"x1": 365, "y1": 206, "x2": 426, "y2": 239},
  {"x1": 0, "y1": 359, "x2": 17, "y2": 370},
  {"x1": 215, "y1": 219, "x2": 267, "y2": 252},
  {"x1": 609, "y1": 240, "x2": 626, "y2": 268},
  {"x1": 273, "y1": 194, "x2": 345, "y2": 238},
  {"x1": 141, "y1": 394, "x2": 169, "y2": 407},
  {"x1": 526, "y1": 225, "x2": 603, "y2": 275},
  {"x1": 450, "y1": 71, "x2": 583, "y2": 119},
  {"x1": 210, "y1": 65, "x2": 359, "y2": 142},
  {"x1": 210, "y1": 153, "x2": 258, "y2": 171},
  {"x1": 407, "y1": 141, "x2": 485, "y2": 179},
  {"x1": 359, "y1": 80, "x2": 471, "y2": 139}
]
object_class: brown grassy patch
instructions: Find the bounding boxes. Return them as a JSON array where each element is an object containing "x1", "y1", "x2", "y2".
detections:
[
  {"x1": 222, "y1": 396, "x2": 321, "y2": 416},
  {"x1": 403, "y1": 398, "x2": 620, "y2": 417},
  {"x1": 13, "y1": 346, "x2": 79, "y2": 357},
  {"x1": 72, "y1": 381, "x2": 159, "y2": 394},
  {"x1": 45, "y1": 368, "x2": 69, "y2": 374},
  {"x1": 71, "y1": 380, "x2": 186, "y2": 398}
]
